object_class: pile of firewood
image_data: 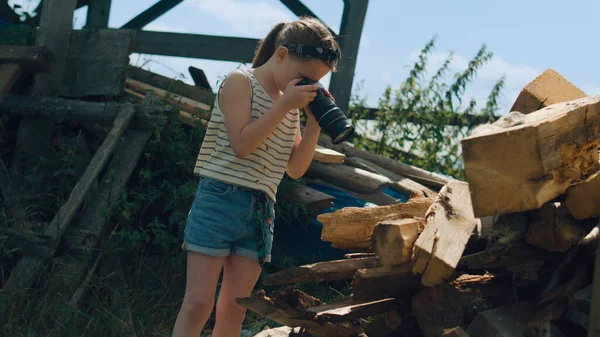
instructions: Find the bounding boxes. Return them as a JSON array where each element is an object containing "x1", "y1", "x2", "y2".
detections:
[{"x1": 241, "y1": 69, "x2": 600, "y2": 337}]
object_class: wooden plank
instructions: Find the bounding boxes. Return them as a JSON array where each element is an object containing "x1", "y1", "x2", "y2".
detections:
[
  {"x1": 188, "y1": 66, "x2": 212, "y2": 91},
  {"x1": 461, "y1": 94, "x2": 600, "y2": 217},
  {"x1": 344, "y1": 253, "x2": 375, "y2": 259},
  {"x1": 308, "y1": 297, "x2": 399, "y2": 323},
  {"x1": 61, "y1": 29, "x2": 135, "y2": 97},
  {"x1": 0, "y1": 64, "x2": 24, "y2": 102},
  {"x1": 306, "y1": 161, "x2": 392, "y2": 195},
  {"x1": 511, "y1": 68, "x2": 587, "y2": 114},
  {"x1": 351, "y1": 265, "x2": 420, "y2": 301},
  {"x1": 565, "y1": 171, "x2": 600, "y2": 220},
  {"x1": 121, "y1": 0, "x2": 183, "y2": 29},
  {"x1": 314, "y1": 145, "x2": 345, "y2": 164},
  {"x1": 320, "y1": 135, "x2": 449, "y2": 188},
  {"x1": 85, "y1": 0, "x2": 112, "y2": 28},
  {"x1": 128, "y1": 65, "x2": 215, "y2": 106},
  {"x1": 328, "y1": 0, "x2": 368, "y2": 113},
  {"x1": 279, "y1": 0, "x2": 337, "y2": 37},
  {"x1": 305, "y1": 177, "x2": 400, "y2": 206},
  {"x1": 280, "y1": 180, "x2": 335, "y2": 212},
  {"x1": 525, "y1": 202, "x2": 586, "y2": 252},
  {"x1": 466, "y1": 302, "x2": 534, "y2": 337},
  {"x1": 132, "y1": 30, "x2": 259, "y2": 63},
  {"x1": 1, "y1": 93, "x2": 175, "y2": 130},
  {"x1": 123, "y1": 88, "x2": 207, "y2": 127},
  {"x1": 317, "y1": 197, "x2": 432, "y2": 250},
  {"x1": 262, "y1": 257, "x2": 381, "y2": 286},
  {"x1": 0, "y1": 104, "x2": 135, "y2": 303},
  {"x1": 345, "y1": 156, "x2": 435, "y2": 197},
  {"x1": 126, "y1": 78, "x2": 211, "y2": 117},
  {"x1": 371, "y1": 218, "x2": 424, "y2": 266},
  {"x1": 412, "y1": 180, "x2": 478, "y2": 287},
  {"x1": 0, "y1": 45, "x2": 56, "y2": 72}
]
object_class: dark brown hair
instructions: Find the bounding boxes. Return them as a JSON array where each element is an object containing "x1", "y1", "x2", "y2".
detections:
[{"x1": 252, "y1": 16, "x2": 341, "y2": 71}]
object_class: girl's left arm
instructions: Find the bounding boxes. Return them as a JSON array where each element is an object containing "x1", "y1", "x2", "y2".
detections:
[{"x1": 286, "y1": 108, "x2": 321, "y2": 179}]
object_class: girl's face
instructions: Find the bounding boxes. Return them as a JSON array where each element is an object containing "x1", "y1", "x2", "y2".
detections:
[{"x1": 273, "y1": 46, "x2": 331, "y2": 92}]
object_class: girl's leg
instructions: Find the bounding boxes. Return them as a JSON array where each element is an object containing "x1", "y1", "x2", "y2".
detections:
[
  {"x1": 172, "y1": 251, "x2": 225, "y2": 337},
  {"x1": 212, "y1": 254, "x2": 262, "y2": 337}
]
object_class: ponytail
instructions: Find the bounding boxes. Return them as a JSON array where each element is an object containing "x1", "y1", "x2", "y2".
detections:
[{"x1": 252, "y1": 22, "x2": 286, "y2": 68}]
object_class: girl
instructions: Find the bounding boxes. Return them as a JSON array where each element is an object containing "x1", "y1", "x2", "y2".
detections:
[{"x1": 172, "y1": 17, "x2": 341, "y2": 337}]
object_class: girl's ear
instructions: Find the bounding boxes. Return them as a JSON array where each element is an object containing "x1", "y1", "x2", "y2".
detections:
[{"x1": 274, "y1": 46, "x2": 288, "y2": 63}]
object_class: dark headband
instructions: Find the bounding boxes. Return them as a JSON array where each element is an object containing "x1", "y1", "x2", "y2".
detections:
[{"x1": 282, "y1": 43, "x2": 340, "y2": 62}]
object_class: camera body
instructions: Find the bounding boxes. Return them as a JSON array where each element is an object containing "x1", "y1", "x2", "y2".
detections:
[{"x1": 296, "y1": 77, "x2": 354, "y2": 145}]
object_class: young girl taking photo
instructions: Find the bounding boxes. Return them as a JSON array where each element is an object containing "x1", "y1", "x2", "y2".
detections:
[{"x1": 172, "y1": 17, "x2": 341, "y2": 337}]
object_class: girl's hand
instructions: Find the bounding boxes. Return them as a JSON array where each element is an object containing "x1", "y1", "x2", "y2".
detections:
[{"x1": 278, "y1": 78, "x2": 320, "y2": 111}]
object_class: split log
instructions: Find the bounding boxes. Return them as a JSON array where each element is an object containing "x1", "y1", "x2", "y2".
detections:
[
  {"x1": 565, "y1": 171, "x2": 600, "y2": 220},
  {"x1": 412, "y1": 273, "x2": 517, "y2": 337},
  {"x1": 61, "y1": 29, "x2": 135, "y2": 97},
  {"x1": 306, "y1": 161, "x2": 392, "y2": 195},
  {"x1": 525, "y1": 202, "x2": 587, "y2": 252},
  {"x1": 0, "y1": 104, "x2": 135, "y2": 304},
  {"x1": 279, "y1": 180, "x2": 335, "y2": 212},
  {"x1": 371, "y1": 218, "x2": 425, "y2": 266},
  {"x1": 462, "y1": 94, "x2": 600, "y2": 217},
  {"x1": 318, "y1": 197, "x2": 433, "y2": 250},
  {"x1": 441, "y1": 327, "x2": 470, "y2": 337},
  {"x1": 319, "y1": 135, "x2": 449, "y2": 188},
  {"x1": 412, "y1": 180, "x2": 478, "y2": 287},
  {"x1": 511, "y1": 68, "x2": 587, "y2": 114},
  {"x1": 345, "y1": 156, "x2": 435, "y2": 197},
  {"x1": 262, "y1": 257, "x2": 381, "y2": 286},
  {"x1": 351, "y1": 265, "x2": 421, "y2": 301},
  {"x1": 1, "y1": 93, "x2": 177, "y2": 130},
  {"x1": 127, "y1": 65, "x2": 215, "y2": 106},
  {"x1": 314, "y1": 145, "x2": 345, "y2": 164},
  {"x1": 466, "y1": 302, "x2": 535, "y2": 337}
]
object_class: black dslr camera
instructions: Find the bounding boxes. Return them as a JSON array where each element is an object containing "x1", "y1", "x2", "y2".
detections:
[{"x1": 296, "y1": 77, "x2": 354, "y2": 145}]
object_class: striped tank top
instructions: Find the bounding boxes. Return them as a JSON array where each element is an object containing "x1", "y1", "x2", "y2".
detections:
[{"x1": 193, "y1": 68, "x2": 300, "y2": 201}]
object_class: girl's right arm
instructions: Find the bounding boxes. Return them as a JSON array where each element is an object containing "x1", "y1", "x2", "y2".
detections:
[{"x1": 219, "y1": 70, "x2": 318, "y2": 158}]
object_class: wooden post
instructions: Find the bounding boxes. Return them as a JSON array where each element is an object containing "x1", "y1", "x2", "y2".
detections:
[
  {"x1": 121, "y1": 0, "x2": 183, "y2": 29},
  {"x1": 85, "y1": 0, "x2": 112, "y2": 28},
  {"x1": 328, "y1": 0, "x2": 369, "y2": 113}
]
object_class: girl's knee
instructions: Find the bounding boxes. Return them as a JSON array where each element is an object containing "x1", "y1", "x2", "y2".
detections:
[
  {"x1": 216, "y1": 297, "x2": 246, "y2": 318},
  {"x1": 182, "y1": 296, "x2": 214, "y2": 318}
]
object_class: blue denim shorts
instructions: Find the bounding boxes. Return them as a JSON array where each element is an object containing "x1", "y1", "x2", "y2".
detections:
[{"x1": 181, "y1": 177, "x2": 275, "y2": 263}]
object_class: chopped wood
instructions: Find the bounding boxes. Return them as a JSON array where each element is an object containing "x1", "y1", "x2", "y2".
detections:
[
  {"x1": 371, "y1": 218, "x2": 425, "y2": 266},
  {"x1": 307, "y1": 297, "x2": 399, "y2": 323},
  {"x1": 318, "y1": 197, "x2": 432, "y2": 250},
  {"x1": 0, "y1": 45, "x2": 55, "y2": 72},
  {"x1": 1, "y1": 93, "x2": 177, "y2": 130},
  {"x1": 441, "y1": 327, "x2": 470, "y2": 337},
  {"x1": 345, "y1": 156, "x2": 435, "y2": 197},
  {"x1": 127, "y1": 65, "x2": 215, "y2": 106},
  {"x1": 306, "y1": 161, "x2": 392, "y2": 195},
  {"x1": 126, "y1": 78, "x2": 211, "y2": 119},
  {"x1": 565, "y1": 171, "x2": 600, "y2": 220},
  {"x1": 262, "y1": 257, "x2": 381, "y2": 286},
  {"x1": 319, "y1": 135, "x2": 449, "y2": 188},
  {"x1": 412, "y1": 180, "x2": 479, "y2": 287},
  {"x1": 351, "y1": 265, "x2": 421, "y2": 301},
  {"x1": 466, "y1": 302, "x2": 535, "y2": 337},
  {"x1": 511, "y1": 68, "x2": 587, "y2": 114},
  {"x1": 525, "y1": 202, "x2": 587, "y2": 252},
  {"x1": 0, "y1": 104, "x2": 135, "y2": 303},
  {"x1": 412, "y1": 273, "x2": 517, "y2": 337},
  {"x1": 314, "y1": 145, "x2": 345, "y2": 164},
  {"x1": 462, "y1": 94, "x2": 600, "y2": 217},
  {"x1": 0, "y1": 64, "x2": 24, "y2": 102},
  {"x1": 61, "y1": 29, "x2": 135, "y2": 97},
  {"x1": 280, "y1": 180, "x2": 335, "y2": 212}
]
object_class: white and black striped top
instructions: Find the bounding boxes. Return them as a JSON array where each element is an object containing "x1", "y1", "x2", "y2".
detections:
[{"x1": 193, "y1": 69, "x2": 299, "y2": 201}]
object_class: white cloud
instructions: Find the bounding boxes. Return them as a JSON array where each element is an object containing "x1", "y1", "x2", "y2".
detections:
[{"x1": 184, "y1": 0, "x2": 295, "y2": 36}]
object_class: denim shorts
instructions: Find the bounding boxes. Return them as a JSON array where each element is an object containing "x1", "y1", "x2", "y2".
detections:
[{"x1": 181, "y1": 177, "x2": 275, "y2": 263}]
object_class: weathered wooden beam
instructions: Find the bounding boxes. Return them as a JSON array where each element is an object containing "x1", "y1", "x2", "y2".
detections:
[
  {"x1": 262, "y1": 257, "x2": 381, "y2": 286},
  {"x1": 0, "y1": 45, "x2": 56, "y2": 73},
  {"x1": 466, "y1": 302, "x2": 534, "y2": 337},
  {"x1": 132, "y1": 30, "x2": 259, "y2": 63},
  {"x1": 188, "y1": 66, "x2": 212, "y2": 91},
  {"x1": 328, "y1": 0, "x2": 368, "y2": 113},
  {"x1": 126, "y1": 78, "x2": 210, "y2": 117},
  {"x1": 306, "y1": 161, "x2": 392, "y2": 195},
  {"x1": 306, "y1": 177, "x2": 400, "y2": 206},
  {"x1": 279, "y1": 180, "x2": 335, "y2": 212},
  {"x1": 1, "y1": 93, "x2": 176, "y2": 129},
  {"x1": 462, "y1": 95, "x2": 600, "y2": 217},
  {"x1": 525, "y1": 202, "x2": 586, "y2": 252},
  {"x1": 351, "y1": 264, "x2": 420, "y2": 301},
  {"x1": 121, "y1": 0, "x2": 183, "y2": 29},
  {"x1": 85, "y1": 0, "x2": 112, "y2": 28},
  {"x1": 565, "y1": 171, "x2": 600, "y2": 220},
  {"x1": 279, "y1": 0, "x2": 337, "y2": 37},
  {"x1": 371, "y1": 218, "x2": 424, "y2": 266},
  {"x1": 0, "y1": 104, "x2": 135, "y2": 303},
  {"x1": 307, "y1": 297, "x2": 399, "y2": 323}
]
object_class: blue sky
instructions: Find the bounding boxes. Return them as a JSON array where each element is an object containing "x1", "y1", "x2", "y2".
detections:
[{"x1": 10, "y1": 0, "x2": 600, "y2": 113}]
